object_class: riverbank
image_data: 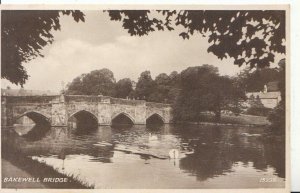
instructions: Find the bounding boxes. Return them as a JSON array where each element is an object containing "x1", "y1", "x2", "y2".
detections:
[
  {"x1": 181, "y1": 113, "x2": 270, "y2": 127},
  {"x1": 180, "y1": 113, "x2": 285, "y2": 142},
  {"x1": 2, "y1": 147, "x2": 94, "y2": 189}
]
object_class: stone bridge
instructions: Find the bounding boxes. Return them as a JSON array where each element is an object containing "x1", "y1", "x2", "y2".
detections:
[{"x1": 1, "y1": 95, "x2": 173, "y2": 127}]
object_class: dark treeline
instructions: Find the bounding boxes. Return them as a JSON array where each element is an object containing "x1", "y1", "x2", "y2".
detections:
[
  {"x1": 65, "y1": 62, "x2": 285, "y2": 130},
  {"x1": 65, "y1": 68, "x2": 180, "y2": 103}
]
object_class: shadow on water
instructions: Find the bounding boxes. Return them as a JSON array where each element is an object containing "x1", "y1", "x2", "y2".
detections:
[
  {"x1": 111, "y1": 124, "x2": 133, "y2": 130},
  {"x1": 22, "y1": 123, "x2": 51, "y2": 141},
  {"x1": 178, "y1": 125, "x2": 285, "y2": 181},
  {"x1": 146, "y1": 123, "x2": 164, "y2": 130},
  {"x1": 71, "y1": 124, "x2": 98, "y2": 136}
]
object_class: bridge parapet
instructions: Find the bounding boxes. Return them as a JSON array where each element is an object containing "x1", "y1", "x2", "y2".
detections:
[
  {"x1": 110, "y1": 97, "x2": 145, "y2": 106},
  {"x1": 146, "y1": 102, "x2": 172, "y2": 108},
  {"x1": 2, "y1": 95, "x2": 60, "y2": 104},
  {"x1": 64, "y1": 95, "x2": 110, "y2": 103}
]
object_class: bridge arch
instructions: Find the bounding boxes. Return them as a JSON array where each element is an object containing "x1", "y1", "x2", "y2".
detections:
[
  {"x1": 111, "y1": 112, "x2": 135, "y2": 125},
  {"x1": 14, "y1": 111, "x2": 51, "y2": 126},
  {"x1": 146, "y1": 113, "x2": 165, "y2": 125},
  {"x1": 68, "y1": 110, "x2": 98, "y2": 129}
]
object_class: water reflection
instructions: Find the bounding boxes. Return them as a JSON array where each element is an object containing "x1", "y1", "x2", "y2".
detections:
[
  {"x1": 2, "y1": 124, "x2": 285, "y2": 188},
  {"x1": 22, "y1": 124, "x2": 51, "y2": 141}
]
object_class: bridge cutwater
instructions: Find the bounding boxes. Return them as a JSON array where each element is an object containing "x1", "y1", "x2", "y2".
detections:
[{"x1": 1, "y1": 95, "x2": 173, "y2": 127}]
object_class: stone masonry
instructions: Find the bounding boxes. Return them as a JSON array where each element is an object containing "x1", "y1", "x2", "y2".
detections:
[{"x1": 1, "y1": 95, "x2": 173, "y2": 126}]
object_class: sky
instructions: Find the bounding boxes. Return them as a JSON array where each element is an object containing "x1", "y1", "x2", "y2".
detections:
[{"x1": 1, "y1": 11, "x2": 284, "y2": 92}]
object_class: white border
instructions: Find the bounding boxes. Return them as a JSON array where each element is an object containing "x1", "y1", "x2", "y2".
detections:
[{"x1": 1, "y1": 1, "x2": 299, "y2": 192}]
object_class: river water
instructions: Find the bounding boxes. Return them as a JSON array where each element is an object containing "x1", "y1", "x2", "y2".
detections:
[{"x1": 2, "y1": 124, "x2": 285, "y2": 188}]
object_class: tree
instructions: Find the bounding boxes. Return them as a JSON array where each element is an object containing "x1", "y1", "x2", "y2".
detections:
[
  {"x1": 169, "y1": 71, "x2": 180, "y2": 85},
  {"x1": 173, "y1": 65, "x2": 215, "y2": 121},
  {"x1": 108, "y1": 10, "x2": 285, "y2": 68},
  {"x1": 66, "y1": 68, "x2": 116, "y2": 96},
  {"x1": 148, "y1": 73, "x2": 170, "y2": 103},
  {"x1": 65, "y1": 75, "x2": 85, "y2": 95},
  {"x1": 173, "y1": 65, "x2": 244, "y2": 122},
  {"x1": 1, "y1": 10, "x2": 85, "y2": 86},
  {"x1": 115, "y1": 78, "x2": 133, "y2": 99},
  {"x1": 208, "y1": 76, "x2": 244, "y2": 121},
  {"x1": 167, "y1": 71, "x2": 181, "y2": 103},
  {"x1": 246, "y1": 95, "x2": 271, "y2": 116},
  {"x1": 268, "y1": 101, "x2": 285, "y2": 134},
  {"x1": 268, "y1": 58, "x2": 285, "y2": 134},
  {"x1": 149, "y1": 71, "x2": 182, "y2": 103},
  {"x1": 140, "y1": 71, "x2": 181, "y2": 103},
  {"x1": 135, "y1": 71, "x2": 156, "y2": 100},
  {"x1": 277, "y1": 58, "x2": 286, "y2": 101},
  {"x1": 237, "y1": 67, "x2": 281, "y2": 92}
]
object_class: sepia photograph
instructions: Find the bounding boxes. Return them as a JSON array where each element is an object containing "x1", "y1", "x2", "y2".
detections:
[{"x1": 0, "y1": 5, "x2": 289, "y2": 191}]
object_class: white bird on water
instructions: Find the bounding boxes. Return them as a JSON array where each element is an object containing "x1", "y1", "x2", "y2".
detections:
[
  {"x1": 169, "y1": 149, "x2": 180, "y2": 159},
  {"x1": 149, "y1": 133, "x2": 158, "y2": 141}
]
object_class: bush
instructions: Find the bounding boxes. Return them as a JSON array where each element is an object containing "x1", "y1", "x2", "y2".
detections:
[
  {"x1": 268, "y1": 102, "x2": 285, "y2": 134},
  {"x1": 246, "y1": 106, "x2": 272, "y2": 116}
]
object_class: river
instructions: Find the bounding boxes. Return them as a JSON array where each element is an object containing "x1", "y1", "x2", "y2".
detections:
[{"x1": 2, "y1": 124, "x2": 285, "y2": 188}]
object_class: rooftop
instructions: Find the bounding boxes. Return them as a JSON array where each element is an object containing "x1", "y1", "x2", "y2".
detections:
[{"x1": 246, "y1": 91, "x2": 281, "y2": 99}]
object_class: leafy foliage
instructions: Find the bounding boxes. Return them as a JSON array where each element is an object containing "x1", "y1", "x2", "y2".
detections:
[
  {"x1": 236, "y1": 67, "x2": 281, "y2": 92},
  {"x1": 268, "y1": 102, "x2": 285, "y2": 134},
  {"x1": 108, "y1": 10, "x2": 285, "y2": 68},
  {"x1": 107, "y1": 10, "x2": 175, "y2": 36},
  {"x1": 267, "y1": 58, "x2": 285, "y2": 134},
  {"x1": 246, "y1": 95, "x2": 272, "y2": 116},
  {"x1": 66, "y1": 69, "x2": 116, "y2": 96},
  {"x1": 173, "y1": 65, "x2": 245, "y2": 122},
  {"x1": 115, "y1": 78, "x2": 133, "y2": 99},
  {"x1": 1, "y1": 10, "x2": 85, "y2": 85},
  {"x1": 147, "y1": 72, "x2": 180, "y2": 103},
  {"x1": 134, "y1": 71, "x2": 156, "y2": 100}
]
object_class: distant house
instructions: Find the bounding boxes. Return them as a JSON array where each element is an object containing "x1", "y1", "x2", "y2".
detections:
[
  {"x1": 246, "y1": 81, "x2": 281, "y2": 109},
  {"x1": 1, "y1": 88, "x2": 58, "y2": 96}
]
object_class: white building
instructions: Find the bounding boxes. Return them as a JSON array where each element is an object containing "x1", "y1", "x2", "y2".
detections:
[{"x1": 246, "y1": 81, "x2": 281, "y2": 109}]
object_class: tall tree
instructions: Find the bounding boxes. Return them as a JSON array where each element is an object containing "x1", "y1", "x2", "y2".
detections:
[
  {"x1": 65, "y1": 74, "x2": 86, "y2": 95},
  {"x1": 149, "y1": 73, "x2": 171, "y2": 103},
  {"x1": 115, "y1": 78, "x2": 133, "y2": 99},
  {"x1": 173, "y1": 65, "x2": 217, "y2": 121},
  {"x1": 237, "y1": 67, "x2": 281, "y2": 92},
  {"x1": 167, "y1": 71, "x2": 181, "y2": 103},
  {"x1": 66, "y1": 68, "x2": 116, "y2": 96},
  {"x1": 208, "y1": 76, "x2": 244, "y2": 121},
  {"x1": 1, "y1": 10, "x2": 85, "y2": 85},
  {"x1": 146, "y1": 71, "x2": 181, "y2": 103},
  {"x1": 135, "y1": 71, "x2": 155, "y2": 100},
  {"x1": 268, "y1": 58, "x2": 285, "y2": 134},
  {"x1": 173, "y1": 65, "x2": 244, "y2": 122}
]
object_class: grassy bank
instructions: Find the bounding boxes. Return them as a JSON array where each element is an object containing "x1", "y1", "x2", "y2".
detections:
[
  {"x1": 183, "y1": 113, "x2": 270, "y2": 126},
  {"x1": 2, "y1": 145, "x2": 94, "y2": 189}
]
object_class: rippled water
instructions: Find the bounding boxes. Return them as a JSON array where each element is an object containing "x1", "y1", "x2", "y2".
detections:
[{"x1": 2, "y1": 124, "x2": 285, "y2": 188}]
